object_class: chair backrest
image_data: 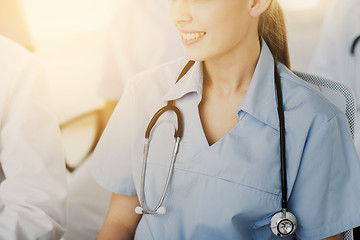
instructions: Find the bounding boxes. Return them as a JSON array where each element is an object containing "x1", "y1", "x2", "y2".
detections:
[
  {"x1": 294, "y1": 71, "x2": 355, "y2": 138},
  {"x1": 294, "y1": 71, "x2": 355, "y2": 240}
]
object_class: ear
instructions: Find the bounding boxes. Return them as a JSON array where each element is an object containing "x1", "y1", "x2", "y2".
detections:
[{"x1": 249, "y1": 0, "x2": 272, "y2": 17}]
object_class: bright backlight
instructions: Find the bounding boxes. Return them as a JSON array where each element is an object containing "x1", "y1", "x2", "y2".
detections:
[{"x1": 278, "y1": 0, "x2": 319, "y2": 11}]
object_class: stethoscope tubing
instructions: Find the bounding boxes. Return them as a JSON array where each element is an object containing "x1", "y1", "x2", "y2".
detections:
[
  {"x1": 274, "y1": 65, "x2": 288, "y2": 210},
  {"x1": 138, "y1": 61, "x2": 194, "y2": 214},
  {"x1": 351, "y1": 35, "x2": 360, "y2": 56},
  {"x1": 140, "y1": 137, "x2": 180, "y2": 214},
  {"x1": 145, "y1": 103, "x2": 184, "y2": 139}
]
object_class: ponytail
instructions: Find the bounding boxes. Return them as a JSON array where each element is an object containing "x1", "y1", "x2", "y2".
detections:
[{"x1": 258, "y1": 0, "x2": 290, "y2": 69}]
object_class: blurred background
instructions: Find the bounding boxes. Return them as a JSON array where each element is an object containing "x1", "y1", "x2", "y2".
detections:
[
  {"x1": 6, "y1": 0, "x2": 359, "y2": 239},
  {"x1": 1, "y1": 0, "x2": 333, "y2": 169}
]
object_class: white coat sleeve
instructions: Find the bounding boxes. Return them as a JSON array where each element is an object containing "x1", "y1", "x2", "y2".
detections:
[{"x1": 0, "y1": 53, "x2": 67, "y2": 239}]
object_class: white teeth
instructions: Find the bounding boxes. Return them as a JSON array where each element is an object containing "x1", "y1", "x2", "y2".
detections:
[{"x1": 181, "y1": 32, "x2": 205, "y2": 40}]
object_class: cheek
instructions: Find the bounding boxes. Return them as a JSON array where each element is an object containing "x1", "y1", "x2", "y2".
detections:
[
  {"x1": 208, "y1": 17, "x2": 249, "y2": 47},
  {"x1": 207, "y1": 6, "x2": 250, "y2": 36},
  {"x1": 183, "y1": 5, "x2": 251, "y2": 60}
]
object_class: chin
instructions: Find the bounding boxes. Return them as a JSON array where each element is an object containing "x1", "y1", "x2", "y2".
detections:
[{"x1": 183, "y1": 45, "x2": 211, "y2": 61}]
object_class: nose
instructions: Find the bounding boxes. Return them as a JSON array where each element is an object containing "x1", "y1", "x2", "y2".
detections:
[{"x1": 169, "y1": 0, "x2": 192, "y2": 27}]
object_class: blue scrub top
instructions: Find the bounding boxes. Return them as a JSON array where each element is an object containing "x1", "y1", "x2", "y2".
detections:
[{"x1": 90, "y1": 42, "x2": 360, "y2": 240}]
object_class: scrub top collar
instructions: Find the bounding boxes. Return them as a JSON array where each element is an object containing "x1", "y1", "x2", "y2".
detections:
[
  {"x1": 241, "y1": 40, "x2": 279, "y2": 131},
  {"x1": 163, "y1": 40, "x2": 280, "y2": 130},
  {"x1": 162, "y1": 60, "x2": 204, "y2": 103}
]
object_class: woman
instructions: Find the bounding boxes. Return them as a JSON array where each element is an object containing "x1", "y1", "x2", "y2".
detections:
[{"x1": 90, "y1": 0, "x2": 360, "y2": 239}]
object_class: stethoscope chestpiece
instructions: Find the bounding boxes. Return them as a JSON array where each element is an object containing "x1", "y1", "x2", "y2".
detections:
[{"x1": 270, "y1": 210, "x2": 297, "y2": 238}]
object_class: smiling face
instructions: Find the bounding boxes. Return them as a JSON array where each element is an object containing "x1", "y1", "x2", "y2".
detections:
[{"x1": 169, "y1": 0, "x2": 260, "y2": 62}]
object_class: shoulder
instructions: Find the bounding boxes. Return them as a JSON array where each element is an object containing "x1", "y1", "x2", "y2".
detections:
[
  {"x1": 278, "y1": 63, "x2": 343, "y2": 126},
  {"x1": 0, "y1": 35, "x2": 41, "y2": 76},
  {"x1": 0, "y1": 36, "x2": 42, "y2": 94},
  {"x1": 0, "y1": 35, "x2": 36, "y2": 66}
]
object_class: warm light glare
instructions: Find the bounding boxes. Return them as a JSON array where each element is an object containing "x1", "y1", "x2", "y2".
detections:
[
  {"x1": 278, "y1": 0, "x2": 319, "y2": 11},
  {"x1": 18, "y1": 0, "x2": 125, "y2": 122},
  {"x1": 0, "y1": 0, "x2": 34, "y2": 51},
  {"x1": 22, "y1": 0, "x2": 124, "y2": 36}
]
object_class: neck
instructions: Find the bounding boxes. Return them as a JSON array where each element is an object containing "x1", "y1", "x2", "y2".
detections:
[{"x1": 202, "y1": 36, "x2": 261, "y2": 97}]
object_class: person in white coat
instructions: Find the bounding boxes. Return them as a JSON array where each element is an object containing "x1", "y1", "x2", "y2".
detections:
[
  {"x1": 310, "y1": 0, "x2": 360, "y2": 149},
  {"x1": 0, "y1": 35, "x2": 67, "y2": 239},
  {"x1": 63, "y1": 1, "x2": 183, "y2": 239},
  {"x1": 310, "y1": 1, "x2": 360, "y2": 237}
]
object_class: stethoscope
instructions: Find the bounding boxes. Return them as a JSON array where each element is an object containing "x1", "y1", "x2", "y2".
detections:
[{"x1": 134, "y1": 60, "x2": 298, "y2": 238}]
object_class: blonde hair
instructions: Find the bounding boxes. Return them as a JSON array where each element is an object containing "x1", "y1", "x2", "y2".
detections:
[{"x1": 258, "y1": 0, "x2": 290, "y2": 69}]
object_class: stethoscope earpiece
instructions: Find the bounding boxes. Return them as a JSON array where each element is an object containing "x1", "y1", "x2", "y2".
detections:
[
  {"x1": 135, "y1": 206, "x2": 144, "y2": 215},
  {"x1": 156, "y1": 206, "x2": 166, "y2": 214},
  {"x1": 270, "y1": 210, "x2": 297, "y2": 238}
]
